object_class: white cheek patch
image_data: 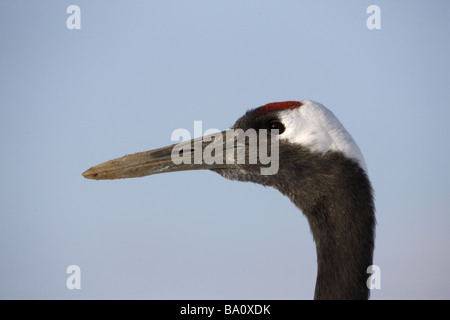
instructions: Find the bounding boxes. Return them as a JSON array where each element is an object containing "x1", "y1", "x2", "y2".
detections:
[{"x1": 279, "y1": 100, "x2": 368, "y2": 172}]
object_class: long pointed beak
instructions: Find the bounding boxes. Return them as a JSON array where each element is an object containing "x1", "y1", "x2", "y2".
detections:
[{"x1": 82, "y1": 130, "x2": 236, "y2": 180}]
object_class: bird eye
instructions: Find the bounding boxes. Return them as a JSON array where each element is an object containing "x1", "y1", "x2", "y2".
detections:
[{"x1": 268, "y1": 120, "x2": 286, "y2": 134}]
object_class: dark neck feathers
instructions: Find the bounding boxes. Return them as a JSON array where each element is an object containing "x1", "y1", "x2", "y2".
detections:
[
  {"x1": 275, "y1": 147, "x2": 376, "y2": 300},
  {"x1": 213, "y1": 143, "x2": 375, "y2": 300}
]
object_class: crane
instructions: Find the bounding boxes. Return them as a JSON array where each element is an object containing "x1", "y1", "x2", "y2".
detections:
[{"x1": 83, "y1": 99, "x2": 376, "y2": 299}]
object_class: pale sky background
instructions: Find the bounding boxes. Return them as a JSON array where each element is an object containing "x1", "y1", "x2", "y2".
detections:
[{"x1": 1, "y1": 0, "x2": 449, "y2": 299}]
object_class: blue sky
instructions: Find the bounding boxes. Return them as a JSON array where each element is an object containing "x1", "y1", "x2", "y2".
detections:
[{"x1": 1, "y1": 0, "x2": 449, "y2": 299}]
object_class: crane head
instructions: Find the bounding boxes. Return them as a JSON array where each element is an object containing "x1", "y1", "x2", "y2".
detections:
[{"x1": 82, "y1": 100, "x2": 366, "y2": 181}]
